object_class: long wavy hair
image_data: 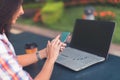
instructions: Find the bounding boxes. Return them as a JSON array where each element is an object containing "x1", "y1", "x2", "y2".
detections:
[{"x1": 0, "y1": 0, "x2": 23, "y2": 36}]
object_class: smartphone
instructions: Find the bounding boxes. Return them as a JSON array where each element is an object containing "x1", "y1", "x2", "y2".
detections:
[{"x1": 60, "y1": 32, "x2": 70, "y2": 42}]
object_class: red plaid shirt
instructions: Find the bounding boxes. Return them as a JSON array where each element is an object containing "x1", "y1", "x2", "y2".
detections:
[{"x1": 0, "y1": 33, "x2": 33, "y2": 80}]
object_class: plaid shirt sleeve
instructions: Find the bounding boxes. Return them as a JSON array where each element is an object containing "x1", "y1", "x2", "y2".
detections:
[{"x1": 0, "y1": 40, "x2": 33, "y2": 80}]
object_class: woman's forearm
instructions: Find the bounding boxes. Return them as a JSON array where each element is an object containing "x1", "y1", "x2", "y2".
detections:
[
  {"x1": 17, "y1": 48, "x2": 46, "y2": 67},
  {"x1": 34, "y1": 59, "x2": 54, "y2": 80},
  {"x1": 17, "y1": 53, "x2": 38, "y2": 67}
]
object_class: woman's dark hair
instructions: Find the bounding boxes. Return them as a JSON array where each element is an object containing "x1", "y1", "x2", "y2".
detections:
[{"x1": 0, "y1": 0, "x2": 23, "y2": 36}]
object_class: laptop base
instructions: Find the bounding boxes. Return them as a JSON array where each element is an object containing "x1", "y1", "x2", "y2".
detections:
[{"x1": 56, "y1": 47, "x2": 105, "y2": 71}]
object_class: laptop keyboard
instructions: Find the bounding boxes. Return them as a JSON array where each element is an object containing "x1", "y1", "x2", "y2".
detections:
[
  {"x1": 58, "y1": 47, "x2": 104, "y2": 62},
  {"x1": 56, "y1": 47, "x2": 105, "y2": 71},
  {"x1": 57, "y1": 54, "x2": 68, "y2": 61}
]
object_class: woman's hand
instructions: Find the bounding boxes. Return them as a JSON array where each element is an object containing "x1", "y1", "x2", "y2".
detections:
[
  {"x1": 59, "y1": 42, "x2": 66, "y2": 52},
  {"x1": 38, "y1": 34, "x2": 67, "y2": 60},
  {"x1": 46, "y1": 35, "x2": 62, "y2": 63},
  {"x1": 49, "y1": 35, "x2": 67, "y2": 53}
]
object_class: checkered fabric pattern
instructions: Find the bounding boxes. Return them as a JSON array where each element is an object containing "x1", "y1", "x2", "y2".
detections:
[{"x1": 0, "y1": 33, "x2": 33, "y2": 80}]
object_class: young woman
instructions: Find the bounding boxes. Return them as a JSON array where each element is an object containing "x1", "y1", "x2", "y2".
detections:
[{"x1": 0, "y1": 0, "x2": 66, "y2": 80}]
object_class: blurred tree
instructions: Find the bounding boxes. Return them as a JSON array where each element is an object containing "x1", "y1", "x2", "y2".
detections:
[{"x1": 41, "y1": 2, "x2": 64, "y2": 25}]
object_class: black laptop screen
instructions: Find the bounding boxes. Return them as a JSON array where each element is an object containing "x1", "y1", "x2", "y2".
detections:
[{"x1": 70, "y1": 19, "x2": 115, "y2": 58}]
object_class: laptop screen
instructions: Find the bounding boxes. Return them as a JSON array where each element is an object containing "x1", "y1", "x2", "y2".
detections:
[{"x1": 70, "y1": 19, "x2": 115, "y2": 58}]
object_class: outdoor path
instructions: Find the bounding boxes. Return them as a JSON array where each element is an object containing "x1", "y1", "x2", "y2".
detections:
[{"x1": 11, "y1": 23, "x2": 120, "y2": 57}]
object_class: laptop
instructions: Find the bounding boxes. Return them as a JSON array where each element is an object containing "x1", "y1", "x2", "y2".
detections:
[{"x1": 56, "y1": 19, "x2": 115, "y2": 71}]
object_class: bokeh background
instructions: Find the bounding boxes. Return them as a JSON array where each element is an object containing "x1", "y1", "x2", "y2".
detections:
[{"x1": 17, "y1": 0, "x2": 120, "y2": 44}]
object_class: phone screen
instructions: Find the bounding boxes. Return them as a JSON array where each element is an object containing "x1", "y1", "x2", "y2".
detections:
[{"x1": 60, "y1": 32, "x2": 70, "y2": 42}]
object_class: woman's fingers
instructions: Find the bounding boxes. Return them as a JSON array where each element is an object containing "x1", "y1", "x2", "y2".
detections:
[
  {"x1": 48, "y1": 41, "x2": 51, "y2": 45},
  {"x1": 51, "y1": 35, "x2": 60, "y2": 43},
  {"x1": 54, "y1": 39, "x2": 60, "y2": 46},
  {"x1": 46, "y1": 35, "x2": 67, "y2": 61},
  {"x1": 60, "y1": 46, "x2": 66, "y2": 52},
  {"x1": 55, "y1": 34, "x2": 60, "y2": 40},
  {"x1": 61, "y1": 42, "x2": 66, "y2": 47}
]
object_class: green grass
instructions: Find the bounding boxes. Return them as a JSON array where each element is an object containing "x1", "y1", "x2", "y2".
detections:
[
  {"x1": 23, "y1": 3, "x2": 44, "y2": 9},
  {"x1": 18, "y1": 5, "x2": 120, "y2": 44}
]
